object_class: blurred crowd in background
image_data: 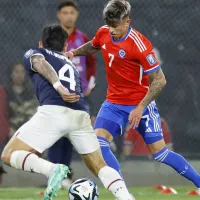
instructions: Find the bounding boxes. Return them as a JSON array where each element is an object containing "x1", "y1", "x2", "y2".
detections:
[{"x1": 0, "y1": 0, "x2": 199, "y2": 184}]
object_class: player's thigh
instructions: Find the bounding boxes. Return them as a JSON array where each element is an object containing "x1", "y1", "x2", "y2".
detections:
[
  {"x1": 138, "y1": 102, "x2": 165, "y2": 153},
  {"x1": 81, "y1": 149, "x2": 106, "y2": 176},
  {"x1": 67, "y1": 111, "x2": 100, "y2": 155},
  {"x1": 1, "y1": 135, "x2": 38, "y2": 165},
  {"x1": 15, "y1": 108, "x2": 66, "y2": 154},
  {"x1": 68, "y1": 127, "x2": 99, "y2": 155},
  {"x1": 94, "y1": 101, "x2": 127, "y2": 141}
]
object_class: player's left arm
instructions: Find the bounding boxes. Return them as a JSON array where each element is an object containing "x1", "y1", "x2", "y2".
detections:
[
  {"x1": 129, "y1": 68, "x2": 166, "y2": 128},
  {"x1": 129, "y1": 39, "x2": 166, "y2": 128},
  {"x1": 139, "y1": 68, "x2": 166, "y2": 108}
]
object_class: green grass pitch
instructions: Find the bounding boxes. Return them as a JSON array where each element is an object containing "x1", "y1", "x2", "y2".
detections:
[{"x1": 0, "y1": 187, "x2": 199, "y2": 200}]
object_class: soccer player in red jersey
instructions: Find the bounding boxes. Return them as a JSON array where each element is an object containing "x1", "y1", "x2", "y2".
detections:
[{"x1": 67, "y1": 0, "x2": 200, "y2": 194}]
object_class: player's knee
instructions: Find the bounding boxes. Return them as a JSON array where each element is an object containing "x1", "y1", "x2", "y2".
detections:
[
  {"x1": 96, "y1": 128, "x2": 113, "y2": 142},
  {"x1": 152, "y1": 147, "x2": 169, "y2": 163},
  {"x1": 146, "y1": 138, "x2": 166, "y2": 155}
]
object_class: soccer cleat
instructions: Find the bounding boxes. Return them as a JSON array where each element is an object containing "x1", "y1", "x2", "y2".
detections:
[{"x1": 44, "y1": 164, "x2": 70, "y2": 200}]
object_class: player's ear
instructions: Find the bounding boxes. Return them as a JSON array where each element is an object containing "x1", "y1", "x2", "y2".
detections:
[
  {"x1": 125, "y1": 18, "x2": 131, "y2": 27},
  {"x1": 39, "y1": 41, "x2": 43, "y2": 48}
]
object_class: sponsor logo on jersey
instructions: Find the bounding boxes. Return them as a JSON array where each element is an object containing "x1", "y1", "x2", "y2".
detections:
[
  {"x1": 25, "y1": 49, "x2": 34, "y2": 58},
  {"x1": 146, "y1": 54, "x2": 156, "y2": 65},
  {"x1": 118, "y1": 49, "x2": 126, "y2": 58}
]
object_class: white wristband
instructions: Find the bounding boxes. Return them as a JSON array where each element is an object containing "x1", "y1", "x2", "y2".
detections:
[{"x1": 53, "y1": 81, "x2": 62, "y2": 90}]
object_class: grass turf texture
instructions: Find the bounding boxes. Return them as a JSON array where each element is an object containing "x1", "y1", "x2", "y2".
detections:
[{"x1": 0, "y1": 187, "x2": 199, "y2": 200}]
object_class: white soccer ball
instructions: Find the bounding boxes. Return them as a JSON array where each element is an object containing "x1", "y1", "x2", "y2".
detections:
[{"x1": 68, "y1": 178, "x2": 99, "y2": 200}]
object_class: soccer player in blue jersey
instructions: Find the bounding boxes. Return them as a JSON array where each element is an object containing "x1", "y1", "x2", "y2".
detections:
[{"x1": 1, "y1": 25, "x2": 134, "y2": 200}]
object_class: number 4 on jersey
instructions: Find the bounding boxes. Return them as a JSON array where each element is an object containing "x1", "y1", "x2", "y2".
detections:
[
  {"x1": 58, "y1": 64, "x2": 76, "y2": 91},
  {"x1": 108, "y1": 53, "x2": 114, "y2": 67}
]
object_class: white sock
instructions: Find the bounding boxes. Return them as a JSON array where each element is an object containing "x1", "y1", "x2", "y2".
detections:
[
  {"x1": 10, "y1": 150, "x2": 56, "y2": 177},
  {"x1": 98, "y1": 166, "x2": 131, "y2": 199}
]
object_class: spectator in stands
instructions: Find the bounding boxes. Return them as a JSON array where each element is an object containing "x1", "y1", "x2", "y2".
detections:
[
  {"x1": 6, "y1": 63, "x2": 37, "y2": 136},
  {"x1": 0, "y1": 85, "x2": 9, "y2": 184},
  {"x1": 48, "y1": 0, "x2": 96, "y2": 188},
  {"x1": 123, "y1": 118, "x2": 173, "y2": 157}
]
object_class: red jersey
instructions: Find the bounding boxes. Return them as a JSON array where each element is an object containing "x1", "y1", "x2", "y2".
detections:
[{"x1": 92, "y1": 25, "x2": 160, "y2": 105}]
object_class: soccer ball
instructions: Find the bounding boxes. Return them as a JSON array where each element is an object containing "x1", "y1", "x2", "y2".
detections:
[{"x1": 68, "y1": 178, "x2": 99, "y2": 200}]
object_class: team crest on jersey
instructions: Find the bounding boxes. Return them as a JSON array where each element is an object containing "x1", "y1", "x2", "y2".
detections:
[
  {"x1": 146, "y1": 54, "x2": 156, "y2": 65},
  {"x1": 25, "y1": 49, "x2": 34, "y2": 58},
  {"x1": 118, "y1": 49, "x2": 126, "y2": 58}
]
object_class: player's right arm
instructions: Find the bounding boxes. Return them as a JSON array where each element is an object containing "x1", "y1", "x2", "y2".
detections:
[
  {"x1": 23, "y1": 49, "x2": 79, "y2": 103},
  {"x1": 67, "y1": 27, "x2": 102, "y2": 58},
  {"x1": 32, "y1": 55, "x2": 80, "y2": 103},
  {"x1": 31, "y1": 55, "x2": 59, "y2": 85},
  {"x1": 71, "y1": 41, "x2": 100, "y2": 56}
]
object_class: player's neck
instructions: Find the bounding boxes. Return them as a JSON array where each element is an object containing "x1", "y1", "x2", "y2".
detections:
[
  {"x1": 61, "y1": 25, "x2": 75, "y2": 36},
  {"x1": 113, "y1": 27, "x2": 130, "y2": 40}
]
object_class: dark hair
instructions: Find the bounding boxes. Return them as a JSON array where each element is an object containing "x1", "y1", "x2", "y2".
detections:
[
  {"x1": 103, "y1": 0, "x2": 131, "y2": 26},
  {"x1": 42, "y1": 24, "x2": 68, "y2": 51},
  {"x1": 57, "y1": 0, "x2": 78, "y2": 11}
]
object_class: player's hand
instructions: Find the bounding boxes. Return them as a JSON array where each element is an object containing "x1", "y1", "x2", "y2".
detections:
[
  {"x1": 129, "y1": 105, "x2": 144, "y2": 129},
  {"x1": 57, "y1": 85, "x2": 80, "y2": 103},
  {"x1": 66, "y1": 51, "x2": 74, "y2": 61}
]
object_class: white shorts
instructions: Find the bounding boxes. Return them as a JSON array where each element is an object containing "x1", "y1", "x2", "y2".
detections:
[{"x1": 15, "y1": 105, "x2": 99, "y2": 154}]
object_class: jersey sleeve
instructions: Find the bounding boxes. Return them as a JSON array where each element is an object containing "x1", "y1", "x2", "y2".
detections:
[
  {"x1": 138, "y1": 39, "x2": 160, "y2": 74},
  {"x1": 91, "y1": 27, "x2": 102, "y2": 48},
  {"x1": 22, "y1": 48, "x2": 45, "y2": 72}
]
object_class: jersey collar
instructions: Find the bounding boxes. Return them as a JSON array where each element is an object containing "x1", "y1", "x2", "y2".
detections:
[{"x1": 110, "y1": 26, "x2": 132, "y2": 43}]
